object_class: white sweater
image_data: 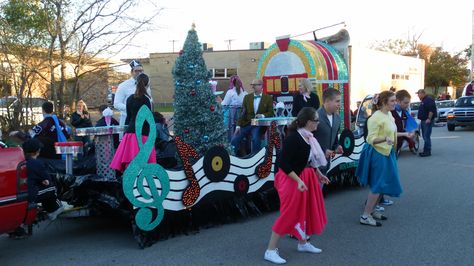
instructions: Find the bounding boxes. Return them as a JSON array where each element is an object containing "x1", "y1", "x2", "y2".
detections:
[{"x1": 113, "y1": 78, "x2": 153, "y2": 126}]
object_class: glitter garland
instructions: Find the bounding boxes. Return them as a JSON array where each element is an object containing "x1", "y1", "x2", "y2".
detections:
[
  {"x1": 175, "y1": 136, "x2": 200, "y2": 208},
  {"x1": 255, "y1": 121, "x2": 281, "y2": 179}
]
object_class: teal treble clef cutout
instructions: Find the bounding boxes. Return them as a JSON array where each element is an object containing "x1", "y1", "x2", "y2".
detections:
[{"x1": 122, "y1": 106, "x2": 170, "y2": 231}]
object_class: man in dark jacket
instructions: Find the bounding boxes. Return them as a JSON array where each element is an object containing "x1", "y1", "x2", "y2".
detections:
[
  {"x1": 313, "y1": 88, "x2": 343, "y2": 174},
  {"x1": 417, "y1": 89, "x2": 437, "y2": 157},
  {"x1": 391, "y1": 89, "x2": 416, "y2": 154},
  {"x1": 31, "y1": 102, "x2": 70, "y2": 159}
]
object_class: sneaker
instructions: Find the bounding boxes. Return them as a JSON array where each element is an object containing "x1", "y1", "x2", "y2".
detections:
[
  {"x1": 360, "y1": 215, "x2": 382, "y2": 227},
  {"x1": 297, "y1": 242, "x2": 322, "y2": 254},
  {"x1": 264, "y1": 249, "x2": 286, "y2": 264},
  {"x1": 48, "y1": 205, "x2": 64, "y2": 221},
  {"x1": 380, "y1": 198, "x2": 394, "y2": 206},
  {"x1": 371, "y1": 211, "x2": 388, "y2": 220},
  {"x1": 374, "y1": 205, "x2": 385, "y2": 212}
]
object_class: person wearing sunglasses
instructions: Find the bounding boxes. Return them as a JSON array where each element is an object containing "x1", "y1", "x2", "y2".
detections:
[
  {"x1": 114, "y1": 60, "x2": 153, "y2": 137},
  {"x1": 264, "y1": 107, "x2": 329, "y2": 264},
  {"x1": 231, "y1": 79, "x2": 273, "y2": 156}
]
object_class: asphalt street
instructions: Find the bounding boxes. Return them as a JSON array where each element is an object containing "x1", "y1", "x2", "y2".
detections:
[{"x1": 1, "y1": 126, "x2": 474, "y2": 266}]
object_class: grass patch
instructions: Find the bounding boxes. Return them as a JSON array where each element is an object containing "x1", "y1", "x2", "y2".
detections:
[{"x1": 154, "y1": 105, "x2": 174, "y2": 113}]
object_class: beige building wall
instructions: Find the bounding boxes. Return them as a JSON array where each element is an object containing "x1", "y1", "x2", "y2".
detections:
[{"x1": 142, "y1": 49, "x2": 265, "y2": 104}]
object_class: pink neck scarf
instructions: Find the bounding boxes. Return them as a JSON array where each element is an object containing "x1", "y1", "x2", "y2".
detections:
[{"x1": 297, "y1": 128, "x2": 327, "y2": 168}]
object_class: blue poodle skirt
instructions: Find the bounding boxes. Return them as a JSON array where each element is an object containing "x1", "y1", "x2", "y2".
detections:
[{"x1": 355, "y1": 144, "x2": 402, "y2": 197}]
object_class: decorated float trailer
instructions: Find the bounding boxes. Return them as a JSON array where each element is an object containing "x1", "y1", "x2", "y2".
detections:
[
  {"x1": 124, "y1": 31, "x2": 365, "y2": 247},
  {"x1": 0, "y1": 29, "x2": 365, "y2": 248}
]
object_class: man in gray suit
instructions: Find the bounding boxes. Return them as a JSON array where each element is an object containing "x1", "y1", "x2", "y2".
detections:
[{"x1": 313, "y1": 88, "x2": 343, "y2": 174}]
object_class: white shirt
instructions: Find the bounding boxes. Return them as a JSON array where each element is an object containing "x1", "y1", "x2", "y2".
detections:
[
  {"x1": 221, "y1": 87, "x2": 247, "y2": 107},
  {"x1": 114, "y1": 78, "x2": 153, "y2": 126},
  {"x1": 327, "y1": 114, "x2": 333, "y2": 127},
  {"x1": 253, "y1": 93, "x2": 262, "y2": 114}
]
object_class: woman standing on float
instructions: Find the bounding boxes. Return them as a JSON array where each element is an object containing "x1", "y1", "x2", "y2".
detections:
[
  {"x1": 110, "y1": 73, "x2": 156, "y2": 172},
  {"x1": 264, "y1": 107, "x2": 329, "y2": 264},
  {"x1": 356, "y1": 90, "x2": 413, "y2": 226}
]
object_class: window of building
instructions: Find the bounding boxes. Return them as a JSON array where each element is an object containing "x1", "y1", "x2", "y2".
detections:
[
  {"x1": 214, "y1": 69, "x2": 225, "y2": 78},
  {"x1": 226, "y1": 68, "x2": 237, "y2": 77},
  {"x1": 210, "y1": 68, "x2": 237, "y2": 78}
]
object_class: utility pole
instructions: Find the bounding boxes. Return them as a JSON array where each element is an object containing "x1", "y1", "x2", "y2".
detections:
[
  {"x1": 471, "y1": 10, "x2": 473, "y2": 80},
  {"x1": 224, "y1": 39, "x2": 235, "y2": 50},
  {"x1": 169, "y1": 40, "x2": 178, "y2": 53}
]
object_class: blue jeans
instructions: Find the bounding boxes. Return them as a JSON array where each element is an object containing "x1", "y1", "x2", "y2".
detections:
[
  {"x1": 230, "y1": 125, "x2": 261, "y2": 155},
  {"x1": 420, "y1": 120, "x2": 433, "y2": 152}
]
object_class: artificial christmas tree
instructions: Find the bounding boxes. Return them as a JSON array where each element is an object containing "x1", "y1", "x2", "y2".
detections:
[{"x1": 172, "y1": 24, "x2": 228, "y2": 156}]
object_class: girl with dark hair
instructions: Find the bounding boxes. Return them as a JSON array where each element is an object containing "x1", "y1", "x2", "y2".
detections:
[
  {"x1": 110, "y1": 73, "x2": 156, "y2": 172},
  {"x1": 356, "y1": 91, "x2": 413, "y2": 227},
  {"x1": 264, "y1": 107, "x2": 329, "y2": 264}
]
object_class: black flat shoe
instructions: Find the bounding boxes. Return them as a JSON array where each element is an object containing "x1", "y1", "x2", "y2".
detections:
[{"x1": 419, "y1": 152, "x2": 431, "y2": 157}]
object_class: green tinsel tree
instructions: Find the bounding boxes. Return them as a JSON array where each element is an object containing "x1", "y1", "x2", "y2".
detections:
[{"x1": 172, "y1": 25, "x2": 228, "y2": 156}]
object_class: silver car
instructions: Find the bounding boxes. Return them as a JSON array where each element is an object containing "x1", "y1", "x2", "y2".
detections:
[{"x1": 435, "y1": 100, "x2": 455, "y2": 123}]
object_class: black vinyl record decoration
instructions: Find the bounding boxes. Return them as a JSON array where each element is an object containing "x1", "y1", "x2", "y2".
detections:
[
  {"x1": 203, "y1": 146, "x2": 230, "y2": 182},
  {"x1": 233, "y1": 175, "x2": 250, "y2": 195},
  {"x1": 339, "y1": 129, "x2": 355, "y2": 157}
]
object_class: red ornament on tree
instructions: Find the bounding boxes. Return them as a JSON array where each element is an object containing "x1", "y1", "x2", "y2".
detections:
[
  {"x1": 184, "y1": 129, "x2": 190, "y2": 134},
  {"x1": 190, "y1": 89, "x2": 196, "y2": 96},
  {"x1": 210, "y1": 105, "x2": 215, "y2": 112}
]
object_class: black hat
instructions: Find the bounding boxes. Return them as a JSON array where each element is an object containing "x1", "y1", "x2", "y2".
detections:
[
  {"x1": 22, "y1": 138, "x2": 44, "y2": 154},
  {"x1": 129, "y1": 60, "x2": 142, "y2": 70}
]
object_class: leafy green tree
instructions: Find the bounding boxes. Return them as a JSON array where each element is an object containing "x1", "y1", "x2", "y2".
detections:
[
  {"x1": 172, "y1": 25, "x2": 228, "y2": 156},
  {"x1": 425, "y1": 47, "x2": 469, "y2": 96}
]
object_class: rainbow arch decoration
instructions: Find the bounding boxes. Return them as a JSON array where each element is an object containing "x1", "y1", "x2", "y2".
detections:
[{"x1": 257, "y1": 37, "x2": 350, "y2": 128}]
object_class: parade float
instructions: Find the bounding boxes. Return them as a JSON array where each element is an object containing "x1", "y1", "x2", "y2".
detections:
[{"x1": 1, "y1": 27, "x2": 366, "y2": 248}]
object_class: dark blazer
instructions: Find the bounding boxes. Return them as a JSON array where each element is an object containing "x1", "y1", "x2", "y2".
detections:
[
  {"x1": 313, "y1": 107, "x2": 340, "y2": 153},
  {"x1": 237, "y1": 93, "x2": 274, "y2": 127},
  {"x1": 391, "y1": 110, "x2": 407, "y2": 133},
  {"x1": 391, "y1": 109, "x2": 408, "y2": 150},
  {"x1": 292, "y1": 93, "x2": 320, "y2": 117},
  {"x1": 279, "y1": 131, "x2": 310, "y2": 176},
  {"x1": 71, "y1": 112, "x2": 92, "y2": 129}
]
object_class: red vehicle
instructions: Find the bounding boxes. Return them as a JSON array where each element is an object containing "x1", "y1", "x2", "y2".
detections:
[{"x1": 0, "y1": 147, "x2": 38, "y2": 237}]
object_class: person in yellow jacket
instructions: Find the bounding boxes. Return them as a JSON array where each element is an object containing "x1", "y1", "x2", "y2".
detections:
[{"x1": 356, "y1": 90, "x2": 414, "y2": 227}]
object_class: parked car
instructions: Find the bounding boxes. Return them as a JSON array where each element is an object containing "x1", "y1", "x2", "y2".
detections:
[
  {"x1": 446, "y1": 96, "x2": 474, "y2": 131},
  {"x1": 0, "y1": 96, "x2": 48, "y2": 125},
  {"x1": 354, "y1": 95, "x2": 420, "y2": 156},
  {"x1": 409, "y1": 101, "x2": 421, "y2": 119},
  {"x1": 435, "y1": 100, "x2": 455, "y2": 123}
]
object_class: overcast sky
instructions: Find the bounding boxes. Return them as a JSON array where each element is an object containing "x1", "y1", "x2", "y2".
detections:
[{"x1": 121, "y1": 0, "x2": 474, "y2": 59}]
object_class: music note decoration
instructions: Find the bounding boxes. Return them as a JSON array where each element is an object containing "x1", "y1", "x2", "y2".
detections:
[
  {"x1": 122, "y1": 106, "x2": 170, "y2": 231},
  {"x1": 255, "y1": 121, "x2": 281, "y2": 179},
  {"x1": 175, "y1": 136, "x2": 200, "y2": 208}
]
